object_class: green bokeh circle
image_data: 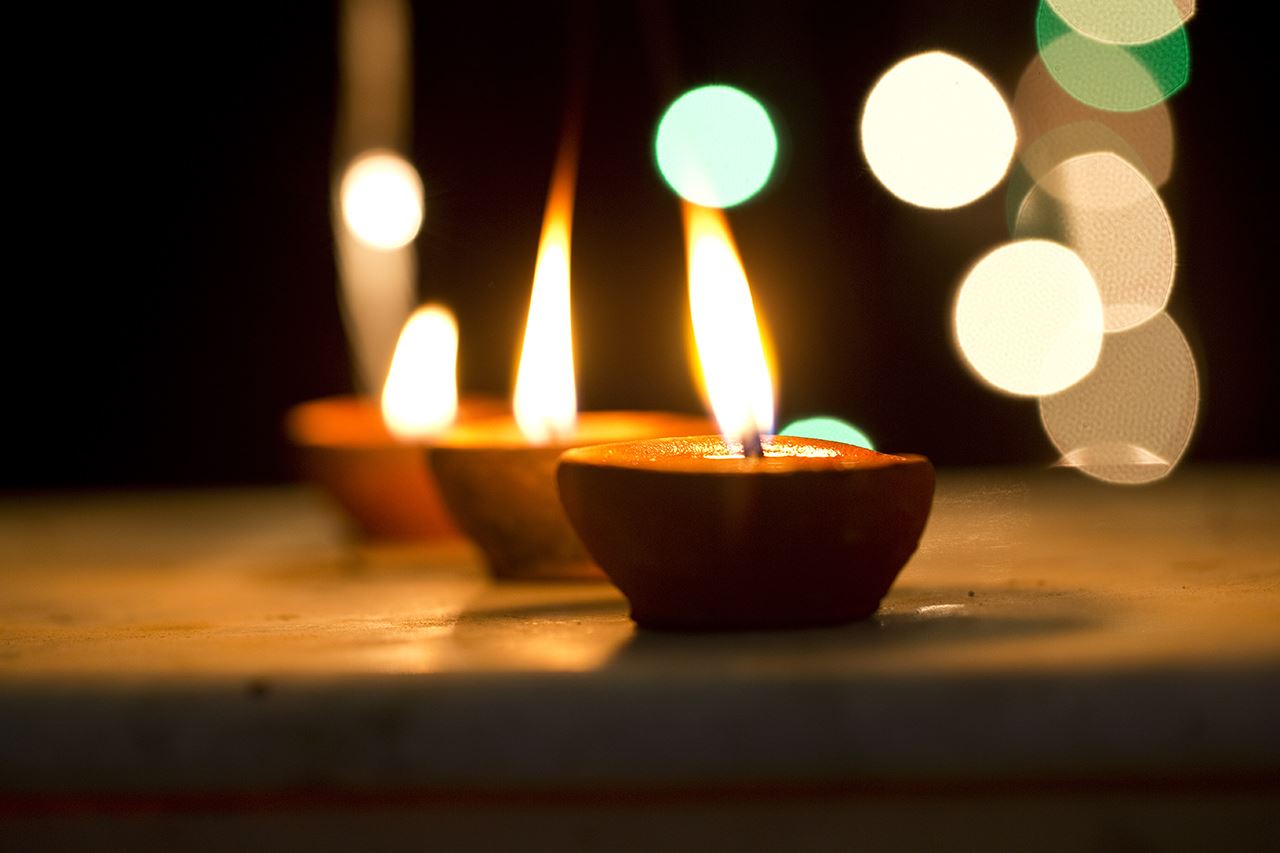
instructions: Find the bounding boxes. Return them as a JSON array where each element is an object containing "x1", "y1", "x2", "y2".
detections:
[
  {"x1": 779, "y1": 416, "x2": 875, "y2": 450},
  {"x1": 1036, "y1": 0, "x2": 1189, "y2": 112},
  {"x1": 655, "y1": 85, "x2": 778, "y2": 208}
]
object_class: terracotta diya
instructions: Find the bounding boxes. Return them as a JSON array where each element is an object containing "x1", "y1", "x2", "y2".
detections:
[
  {"x1": 429, "y1": 411, "x2": 711, "y2": 580},
  {"x1": 287, "y1": 303, "x2": 506, "y2": 541},
  {"x1": 554, "y1": 202, "x2": 935, "y2": 628},
  {"x1": 285, "y1": 394, "x2": 505, "y2": 541},
  {"x1": 428, "y1": 135, "x2": 712, "y2": 579},
  {"x1": 558, "y1": 435, "x2": 934, "y2": 630}
]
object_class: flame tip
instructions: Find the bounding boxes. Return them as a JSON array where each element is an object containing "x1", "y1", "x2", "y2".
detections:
[
  {"x1": 513, "y1": 147, "x2": 580, "y2": 443},
  {"x1": 684, "y1": 204, "x2": 775, "y2": 446}
]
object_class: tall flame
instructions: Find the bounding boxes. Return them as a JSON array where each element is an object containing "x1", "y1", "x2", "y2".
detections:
[
  {"x1": 513, "y1": 147, "x2": 578, "y2": 444},
  {"x1": 684, "y1": 204, "x2": 775, "y2": 447},
  {"x1": 380, "y1": 304, "x2": 459, "y2": 442}
]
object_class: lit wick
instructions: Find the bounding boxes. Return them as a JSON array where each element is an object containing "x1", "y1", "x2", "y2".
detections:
[{"x1": 683, "y1": 203, "x2": 774, "y2": 461}]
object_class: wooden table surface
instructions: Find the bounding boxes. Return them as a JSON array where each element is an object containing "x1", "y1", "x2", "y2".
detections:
[{"x1": 1, "y1": 466, "x2": 1278, "y2": 800}]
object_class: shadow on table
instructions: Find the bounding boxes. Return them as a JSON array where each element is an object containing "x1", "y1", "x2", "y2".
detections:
[
  {"x1": 442, "y1": 585, "x2": 632, "y2": 671},
  {"x1": 599, "y1": 584, "x2": 1100, "y2": 669},
  {"x1": 443, "y1": 580, "x2": 1100, "y2": 674}
]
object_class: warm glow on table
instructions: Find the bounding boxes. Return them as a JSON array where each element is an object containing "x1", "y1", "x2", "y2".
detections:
[{"x1": 1, "y1": 468, "x2": 1276, "y2": 792}]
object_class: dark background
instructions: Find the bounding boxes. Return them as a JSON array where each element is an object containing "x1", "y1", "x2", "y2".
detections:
[{"x1": 9, "y1": 1, "x2": 1274, "y2": 487}]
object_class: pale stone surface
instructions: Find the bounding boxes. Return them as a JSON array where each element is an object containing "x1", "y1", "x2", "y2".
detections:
[{"x1": 0, "y1": 467, "x2": 1277, "y2": 793}]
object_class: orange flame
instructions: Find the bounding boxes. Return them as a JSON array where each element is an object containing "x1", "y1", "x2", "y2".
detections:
[
  {"x1": 683, "y1": 204, "x2": 774, "y2": 447},
  {"x1": 512, "y1": 143, "x2": 578, "y2": 443},
  {"x1": 380, "y1": 304, "x2": 459, "y2": 442}
]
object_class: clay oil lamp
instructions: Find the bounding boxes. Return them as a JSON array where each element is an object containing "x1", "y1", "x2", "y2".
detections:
[
  {"x1": 286, "y1": 305, "x2": 505, "y2": 541},
  {"x1": 557, "y1": 205, "x2": 935, "y2": 630},
  {"x1": 430, "y1": 411, "x2": 709, "y2": 579},
  {"x1": 288, "y1": 150, "x2": 504, "y2": 541},
  {"x1": 429, "y1": 147, "x2": 711, "y2": 580}
]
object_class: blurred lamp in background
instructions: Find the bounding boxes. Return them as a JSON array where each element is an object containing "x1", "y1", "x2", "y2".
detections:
[{"x1": 381, "y1": 304, "x2": 459, "y2": 442}]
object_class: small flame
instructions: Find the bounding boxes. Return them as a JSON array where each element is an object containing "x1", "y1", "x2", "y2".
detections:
[
  {"x1": 512, "y1": 148, "x2": 578, "y2": 444},
  {"x1": 340, "y1": 150, "x2": 424, "y2": 251},
  {"x1": 380, "y1": 304, "x2": 459, "y2": 442},
  {"x1": 684, "y1": 204, "x2": 774, "y2": 446}
]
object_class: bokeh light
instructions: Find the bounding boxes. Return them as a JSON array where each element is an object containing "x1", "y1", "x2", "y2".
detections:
[
  {"x1": 780, "y1": 416, "x2": 874, "y2": 450},
  {"x1": 655, "y1": 85, "x2": 778, "y2": 209},
  {"x1": 1015, "y1": 152, "x2": 1175, "y2": 332},
  {"x1": 340, "y1": 150, "x2": 424, "y2": 250},
  {"x1": 1056, "y1": 444, "x2": 1169, "y2": 471},
  {"x1": 1040, "y1": 312, "x2": 1198, "y2": 484},
  {"x1": 1048, "y1": 0, "x2": 1196, "y2": 46},
  {"x1": 1036, "y1": 0, "x2": 1190, "y2": 112},
  {"x1": 1012, "y1": 54, "x2": 1174, "y2": 189},
  {"x1": 1006, "y1": 122, "x2": 1145, "y2": 231},
  {"x1": 860, "y1": 51, "x2": 1016, "y2": 209},
  {"x1": 954, "y1": 240, "x2": 1104, "y2": 396}
]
